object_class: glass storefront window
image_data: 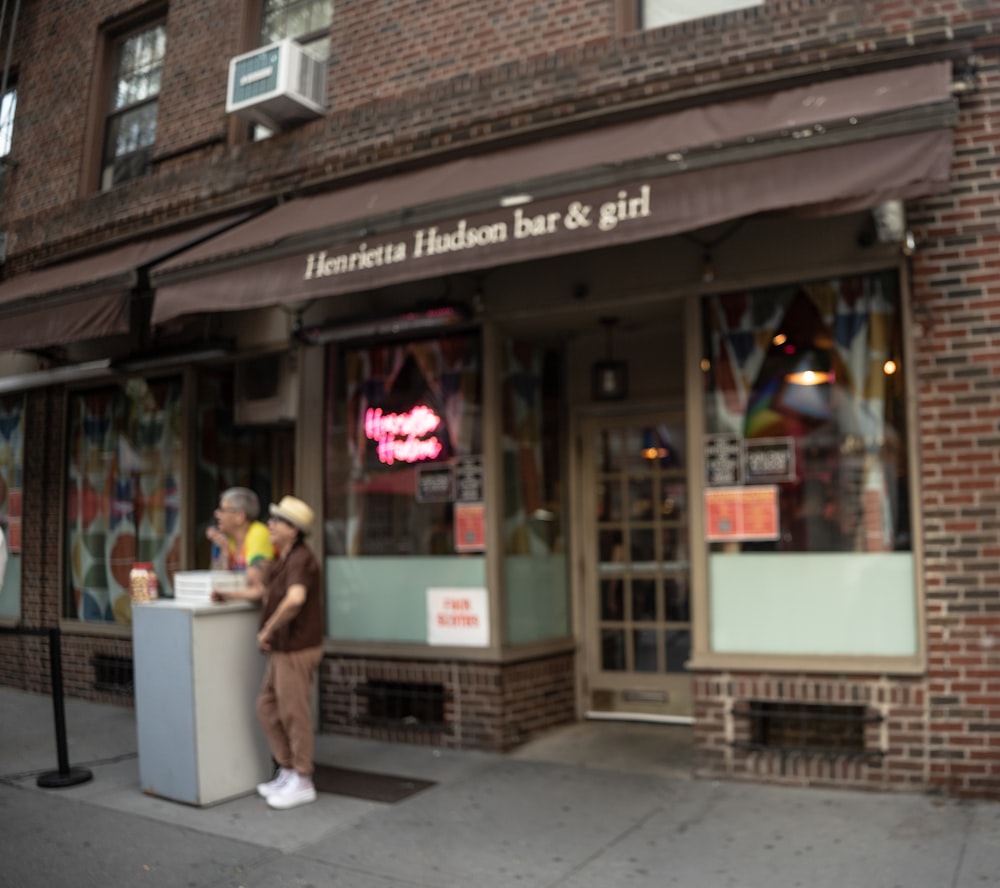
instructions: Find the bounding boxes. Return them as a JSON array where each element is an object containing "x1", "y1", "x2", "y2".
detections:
[
  {"x1": 0, "y1": 393, "x2": 24, "y2": 619},
  {"x1": 324, "y1": 331, "x2": 486, "y2": 642},
  {"x1": 65, "y1": 378, "x2": 183, "y2": 624},
  {"x1": 701, "y1": 272, "x2": 918, "y2": 658},
  {"x1": 502, "y1": 340, "x2": 569, "y2": 644},
  {"x1": 194, "y1": 368, "x2": 294, "y2": 568}
]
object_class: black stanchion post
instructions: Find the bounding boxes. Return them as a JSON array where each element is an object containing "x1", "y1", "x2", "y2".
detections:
[{"x1": 36, "y1": 627, "x2": 93, "y2": 788}]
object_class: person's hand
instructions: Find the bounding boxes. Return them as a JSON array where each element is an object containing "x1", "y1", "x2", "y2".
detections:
[
  {"x1": 210, "y1": 589, "x2": 228, "y2": 603},
  {"x1": 256, "y1": 628, "x2": 273, "y2": 652},
  {"x1": 206, "y1": 526, "x2": 227, "y2": 546}
]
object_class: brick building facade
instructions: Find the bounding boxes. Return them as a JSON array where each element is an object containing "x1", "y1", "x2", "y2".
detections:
[{"x1": 0, "y1": 1, "x2": 998, "y2": 799}]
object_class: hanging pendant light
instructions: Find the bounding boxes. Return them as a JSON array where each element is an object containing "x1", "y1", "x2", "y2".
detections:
[{"x1": 592, "y1": 316, "x2": 628, "y2": 401}]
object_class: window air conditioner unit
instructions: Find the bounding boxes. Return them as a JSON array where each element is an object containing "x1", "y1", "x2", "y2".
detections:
[
  {"x1": 234, "y1": 352, "x2": 298, "y2": 426},
  {"x1": 226, "y1": 39, "x2": 326, "y2": 130}
]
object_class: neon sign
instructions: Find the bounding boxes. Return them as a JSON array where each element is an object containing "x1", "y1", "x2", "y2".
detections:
[{"x1": 365, "y1": 405, "x2": 443, "y2": 465}]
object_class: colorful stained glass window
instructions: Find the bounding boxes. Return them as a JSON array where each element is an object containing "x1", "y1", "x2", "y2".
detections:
[
  {"x1": 65, "y1": 378, "x2": 183, "y2": 624},
  {"x1": 701, "y1": 272, "x2": 910, "y2": 554}
]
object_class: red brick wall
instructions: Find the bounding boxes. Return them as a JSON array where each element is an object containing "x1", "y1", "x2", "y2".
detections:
[
  {"x1": 322, "y1": 653, "x2": 575, "y2": 751},
  {"x1": 694, "y1": 675, "x2": 928, "y2": 792},
  {"x1": 4, "y1": 3, "x2": 997, "y2": 263},
  {"x1": 909, "y1": 58, "x2": 1000, "y2": 799}
]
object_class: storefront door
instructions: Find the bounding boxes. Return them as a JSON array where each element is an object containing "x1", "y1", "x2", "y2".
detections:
[{"x1": 579, "y1": 411, "x2": 692, "y2": 720}]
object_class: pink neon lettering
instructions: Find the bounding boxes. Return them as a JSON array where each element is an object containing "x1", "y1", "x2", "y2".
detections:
[{"x1": 365, "y1": 405, "x2": 443, "y2": 465}]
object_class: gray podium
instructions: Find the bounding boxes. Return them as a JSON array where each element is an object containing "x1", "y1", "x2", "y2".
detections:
[{"x1": 132, "y1": 600, "x2": 271, "y2": 806}]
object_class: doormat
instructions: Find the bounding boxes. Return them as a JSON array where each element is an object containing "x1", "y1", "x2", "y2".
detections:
[{"x1": 312, "y1": 765, "x2": 435, "y2": 803}]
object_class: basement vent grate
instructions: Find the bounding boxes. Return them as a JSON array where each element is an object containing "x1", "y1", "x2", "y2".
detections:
[
  {"x1": 93, "y1": 655, "x2": 134, "y2": 694},
  {"x1": 357, "y1": 680, "x2": 447, "y2": 729},
  {"x1": 732, "y1": 701, "x2": 880, "y2": 759}
]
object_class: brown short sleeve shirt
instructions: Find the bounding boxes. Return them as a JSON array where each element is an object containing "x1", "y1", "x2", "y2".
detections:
[{"x1": 260, "y1": 541, "x2": 323, "y2": 651}]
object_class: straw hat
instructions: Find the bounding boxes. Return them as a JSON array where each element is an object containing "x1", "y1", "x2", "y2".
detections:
[{"x1": 269, "y1": 496, "x2": 314, "y2": 534}]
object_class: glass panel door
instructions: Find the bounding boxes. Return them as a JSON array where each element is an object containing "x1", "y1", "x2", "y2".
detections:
[{"x1": 583, "y1": 412, "x2": 691, "y2": 719}]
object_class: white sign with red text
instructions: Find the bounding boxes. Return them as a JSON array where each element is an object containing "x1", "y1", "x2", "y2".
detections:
[{"x1": 427, "y1": 587, "x2": 489, "y2": 647}]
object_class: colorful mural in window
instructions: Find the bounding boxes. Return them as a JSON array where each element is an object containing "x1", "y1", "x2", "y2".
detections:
[
  {"x1": 701, "y1": 271, "x2": 909, "y2": 553},
  {"x1": 0, "y1": 393, "x2": 24, "y2": 618},
  {"x1": 65, "y1": 378, "x2": 183, "y2": 623}
]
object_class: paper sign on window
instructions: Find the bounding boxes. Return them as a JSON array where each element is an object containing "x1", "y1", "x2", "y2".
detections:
[
  {"x1": 705, "y1": 485, "x2": 780, "y2": 541},
  {"x1": 427, "y1": 587, "x2": 489, "y2": 646}
]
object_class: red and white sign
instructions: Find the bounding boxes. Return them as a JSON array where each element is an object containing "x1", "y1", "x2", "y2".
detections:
[{"x1": 427, "y1": 587, "x2": 489, "y2": 647}]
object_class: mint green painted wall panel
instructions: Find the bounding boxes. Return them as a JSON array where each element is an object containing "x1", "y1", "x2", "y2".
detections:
[
  {"x1": 710, "y1": 552, "x2": 917, "y2": 656},
  {"x1": 504, "y1": 554, "x2": 570, "y2": 644},
  {"x1": 326, "y1": 556, "x2": 487, "y2": 643},
  {"x1": 0, "y1": 554, "x2": 19, "y2": 619}
]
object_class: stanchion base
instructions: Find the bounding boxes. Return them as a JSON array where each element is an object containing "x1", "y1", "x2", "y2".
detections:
[{"x1": 37, "y1": 768, "x2": 93, "y2": 788}]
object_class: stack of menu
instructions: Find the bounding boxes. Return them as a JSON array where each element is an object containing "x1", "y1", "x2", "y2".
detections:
[{"x1": 173, "y1": 570, "x2": 245, "y2": 604}]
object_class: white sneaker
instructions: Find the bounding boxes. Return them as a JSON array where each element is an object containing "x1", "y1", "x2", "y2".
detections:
[
  {"x1": 266, "y1": 772, "x2": 317, "y2": 810},
  {"x1": 257, "y1": 767, "x2": 294, "y2": 799}
]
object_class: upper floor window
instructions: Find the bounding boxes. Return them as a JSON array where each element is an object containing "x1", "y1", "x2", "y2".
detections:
[
  {"x1": 261, "y1": 0, "x2": 332, "y2": 59},
  {"x1": 643, "y1": 0, "x2": 763, "y2": 28},
  {"x1": 101, "y1": 22, "x2": 166, "y2": 191},
  {"x1": 248, "y1": 0, "x2": 331, "y2": 140},
  {"x1": 0, "y1": 83, "x2": 16, "y2": 158}
]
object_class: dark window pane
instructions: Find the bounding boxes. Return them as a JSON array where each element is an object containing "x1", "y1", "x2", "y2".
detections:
[
  {"x1": 661, "y1": 480, "x2": 686, "y2": 520},
  {"x1": 628, "y1": 477, "x2": 654, "y2": 520},
  {"x1": 630, "y1": 528, "x2": 655, "y2": 562},
  {"x1": 664, "y1": 576, "x2": 690, "y2": 622},
  {"x1": 601, "y1": 629, "x2": 626, "y2": 671},
  {"x1": 633, "y1": 629, "x2": 658, "y2": 672},
  {"x1": 631, "y1": 578, "x2": 657, "y2": 622},
  {"x1": 600, "y1": 579, "x2": 624, "y2": 621},
  {"x1": 599, "y1": 528, "x2": 624, "y2": 563},
  {"x1": 665, "y1": 630, "x2": 691, "y2": 673},
  {"x1": 597, "y1": 479, "x2": 621, "y2": 521}
]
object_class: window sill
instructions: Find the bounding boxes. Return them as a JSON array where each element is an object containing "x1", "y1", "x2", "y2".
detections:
[{"x1": 686, "y1": 650, "x2": 926, "y2": 677}]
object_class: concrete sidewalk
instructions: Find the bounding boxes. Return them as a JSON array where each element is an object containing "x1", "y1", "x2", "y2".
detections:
[{"x1": 1, "y1": 686, "x2": 998, "y2": 888}]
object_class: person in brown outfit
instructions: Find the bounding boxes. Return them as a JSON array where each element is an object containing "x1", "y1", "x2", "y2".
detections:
[{"x1": 212, "y1": 495, "x2": 324, "y2": 810}]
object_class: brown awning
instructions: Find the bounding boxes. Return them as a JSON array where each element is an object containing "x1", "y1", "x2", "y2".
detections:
[
  {"x1": 151, "y1": 63, "x2": 956, "y2": 325},
  {"x1": 0, "y1": 215, "x2": 249, "y2": 350}
]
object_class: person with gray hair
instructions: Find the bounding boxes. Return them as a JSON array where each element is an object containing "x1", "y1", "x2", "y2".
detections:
[{"x1": 206, "y1": 486, "x2": 274, "y2": 572}]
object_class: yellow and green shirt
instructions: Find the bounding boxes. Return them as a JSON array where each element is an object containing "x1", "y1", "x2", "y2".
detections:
[{"x1": 230, "y1": 520, "x2": 275, "y2": 570}]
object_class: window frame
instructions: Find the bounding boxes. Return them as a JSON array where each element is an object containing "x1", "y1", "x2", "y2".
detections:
[
  {"x1": 235, "y1": 0, "x2": 332, "y2": 143},
  {"x1": 81, "y1": 4, "x2": 167, "y2": 195},
  {"x1": 258, "y1": 0, "x2": 332, "y2": 58},
  {"x1": 621, "y1": 0, "x2": 765, "y2": 31},
  {"x1": 0, "y1": 75, "x2": 17, "y2": 159},
  {"x1": 685, "y1": 258, "x2": 927, "y2": 676},
  {"x1": 99, "y1": 19, "x2": 167, "y2": 192}
]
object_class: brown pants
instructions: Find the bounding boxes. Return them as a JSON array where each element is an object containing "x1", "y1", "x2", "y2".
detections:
[{"x1": 256, "y1": 645, "x2": 324, "y2": 776}]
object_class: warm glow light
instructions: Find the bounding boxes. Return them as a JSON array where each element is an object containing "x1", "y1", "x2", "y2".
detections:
[
  {"x1": 785, "y1": 369, "x2": 835, "y2": 386},
  {"x1": 700, "y1": 358, "x2": 711, "y2": 372},
  {"x1": 772, "y1": 333, "x2": 787, "y2": 346},
  {"x1": 642, "y1": 447, "x2": 668, "y2": 460},
  {"x1": 500, "y1": 193, "x2": 533, "y2": 207},
  {"x1": 883, "y1": 359, "x2": 897, "y2": 375},
  {"x1": 365, "y1": 405, "x2": 443, "y2": 465}
]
